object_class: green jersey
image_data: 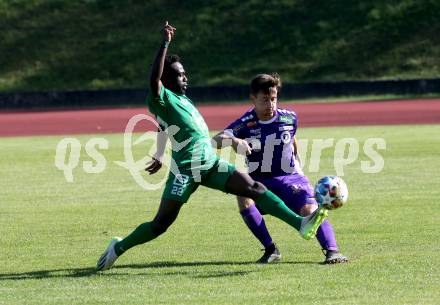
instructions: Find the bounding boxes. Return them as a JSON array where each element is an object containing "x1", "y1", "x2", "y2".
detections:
[{"x1": 146, "y1": 86, "x2": 217, "y2": 169}]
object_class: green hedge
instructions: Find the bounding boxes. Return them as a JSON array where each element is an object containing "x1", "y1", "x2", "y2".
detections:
[{"x1": 1, "y1": 0, "x2": 439, "y2": 92}]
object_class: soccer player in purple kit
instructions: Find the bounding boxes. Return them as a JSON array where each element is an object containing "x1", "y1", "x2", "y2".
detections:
[{"x1": 213, "y1": 73, "x2": 348, "y2": 264}]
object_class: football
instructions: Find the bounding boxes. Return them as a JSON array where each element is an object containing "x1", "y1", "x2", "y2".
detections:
[{"x1": 314, "y1": 176, "x2": 348, "y2": 210}]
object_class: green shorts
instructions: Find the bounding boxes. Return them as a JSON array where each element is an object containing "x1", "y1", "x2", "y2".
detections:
[{"x1": 162, "y1": 158, "x2": 236, "y2": 203}]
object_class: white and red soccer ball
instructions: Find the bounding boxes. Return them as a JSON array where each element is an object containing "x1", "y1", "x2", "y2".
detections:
[{"x1": 314, "y1": 176, "x2": 348, "y2": 210}]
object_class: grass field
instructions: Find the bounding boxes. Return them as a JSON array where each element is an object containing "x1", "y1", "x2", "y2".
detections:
[{"x1": 1, "y1": 125, "x2": 439, "y2": 304}]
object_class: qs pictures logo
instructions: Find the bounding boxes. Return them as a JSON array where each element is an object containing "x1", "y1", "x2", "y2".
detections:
[{"x1": 54, "y1": 114, "x2": 170, "y2": 190}]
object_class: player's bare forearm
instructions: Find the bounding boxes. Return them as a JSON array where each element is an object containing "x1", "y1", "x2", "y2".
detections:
[
  {"x1": 154, "y1": 128, "x2": 168, "y2": 161},
  {"x1": 212, "y1": 131, "x2": 252, "y2": 155},
  {"x1": 145, "y1": 129, "x2": 168, "y2": 175},
  {"x1": 149, "y1": 21, "x2": 176, "y2": 97},
  {"x1": 292, "y1": 136, "x2": 302, "y2": 166},
  {"x1": 149, "y1": 44, "x2": 167, "y2": 97},
  {"x1": 293, "y1": 136, "x2": 298, "y2": 157}
]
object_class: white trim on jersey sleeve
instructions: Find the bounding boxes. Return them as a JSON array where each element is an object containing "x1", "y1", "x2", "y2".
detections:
[{"x1": 278, "y1": 108, "x2": 296, "y2": 116}]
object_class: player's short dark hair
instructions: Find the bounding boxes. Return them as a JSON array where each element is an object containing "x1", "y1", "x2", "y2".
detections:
[
  {"x1": 250, "y1": 73, "x2": 282, "y2": 95},
  {"x1": 162, "y1": 54, "x2": 181, "y2": 85}
]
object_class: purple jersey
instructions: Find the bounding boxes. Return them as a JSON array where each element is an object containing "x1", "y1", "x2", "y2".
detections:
[{"x1": 224, "y1": 107, "x2": 299, "y2": 179}]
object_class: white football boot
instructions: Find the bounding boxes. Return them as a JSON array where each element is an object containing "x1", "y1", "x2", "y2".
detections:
[
  {"x1": 300, "y1": 207, "x2": 328, "y2": 240},
  {"x1": 96, "y1": 236, "x2": 122, "y2": 271}
]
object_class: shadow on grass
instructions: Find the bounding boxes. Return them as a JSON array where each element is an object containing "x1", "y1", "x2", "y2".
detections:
[{"x1": 0, "y1": 260, "x2": 320, "y2": 281}]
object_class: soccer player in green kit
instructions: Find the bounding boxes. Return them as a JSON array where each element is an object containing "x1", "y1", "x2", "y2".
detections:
[{"x1": 97, "y1": 22, "x2": 328, "y2": 271}]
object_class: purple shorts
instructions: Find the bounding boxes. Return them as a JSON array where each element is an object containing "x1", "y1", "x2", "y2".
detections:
[{"x1": 254, "y1": 173, "x2": 317, "y2": 214}]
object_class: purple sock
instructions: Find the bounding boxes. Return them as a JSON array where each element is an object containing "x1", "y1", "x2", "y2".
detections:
[
  {"x1": 316, "y1": 220, "x2": 338, "y2": 251},
  {"x1": 240, "y1": 204, "x2": 273, "y2": 248}
]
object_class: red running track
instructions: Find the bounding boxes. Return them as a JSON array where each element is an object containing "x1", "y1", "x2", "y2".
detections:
[{"x1": 1, "y1": 99, "x2": 440, "y2": 137}]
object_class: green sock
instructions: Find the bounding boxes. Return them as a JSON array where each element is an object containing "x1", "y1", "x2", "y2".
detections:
[
  {"x1": 114, "y1": 222, "x2": 157, "y2": 256},
  {"x1": 254, "y1": 190, "x2": 303, "y2": 231}
]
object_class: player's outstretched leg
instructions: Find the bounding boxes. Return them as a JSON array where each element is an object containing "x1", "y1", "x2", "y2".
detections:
[
  {"x1": 96, "y1": 199, "x2": 183, "y2": 271},
  {"x1": 316, "y1": 221, "x2": 348, "y2": 264},
  {"x1": 299, "y1": 203, "x2": 347, "y2": 263},
  {"x1": 257, "y1": 243, "x2": 281, "y2": 264},
  {"x1": 225, "y1": 170, "x2": 327, "y2": 239},
  {"x1": 240, "y1": 204, "x2": 273, "y2": 248},
  {"x1": 238, "y1": 197, "x2": 280, "y2": 263}
]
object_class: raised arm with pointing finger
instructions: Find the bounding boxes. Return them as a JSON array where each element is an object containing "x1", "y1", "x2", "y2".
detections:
[{"x1": 150, "y1": 21, "x2": 176, "y2": 98}]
